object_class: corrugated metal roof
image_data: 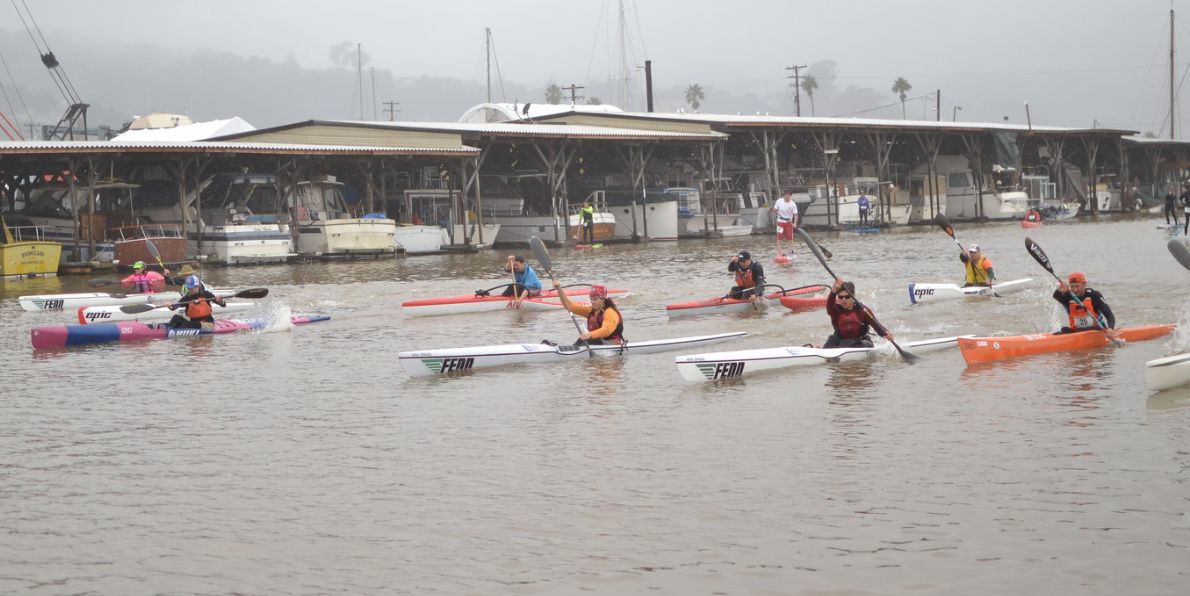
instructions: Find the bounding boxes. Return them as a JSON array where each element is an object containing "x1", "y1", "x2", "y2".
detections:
[
  {"x1": 0, "y1": 140, "x2": 480, "y2": 156},
  {"x1": 524, "y1": 110, "x2": 1137, "y2": 136},
  {"x1": 322, "y1": 120, "x2": 727, "y2": 140},
  {"x1": 1122, "y1": 135, "x2": 1190, "y2": 146}
]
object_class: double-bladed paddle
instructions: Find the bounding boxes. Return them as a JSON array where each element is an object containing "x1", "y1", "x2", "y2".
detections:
[
  {"x1": 1024, "y1": 236, "x2": 1122, "y2": 346},
  {"x1": 529, "y1": 236, "x2": 593, "y2": 357},
  {"x1": 145, "y1": 238, "x2": 167, "y2": 273},
  {"x1": 118, "y1": 288, "x2": 269, "y2": 314},
  {"x1": 796, "y1": 227, "x2": 918, "y2": 363},
  {"x1": 935, "y1": 213, "x2": 998, "y2": 296}
]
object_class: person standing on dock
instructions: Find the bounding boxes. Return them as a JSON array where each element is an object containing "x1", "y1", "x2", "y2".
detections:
[
  {"x1": 959, "y1": 243, "x2": 996, "y2": 288},
  {"x1": 1163, "y1": 186, "x2": 1180, "y2": 227},
  {"x1": 857, "y1": 193, "x2": 871, "y2": 225},
  {"x1": 579, "y1": 201, "x2": 595, "y2": 244},
  {"x1": 727, "y1": 250, "x2": 766, "y2": 301},
  {"x1": 770, "y1": 191, "x2": 800, "y2": 258},
  {"x1": 502, "y1": 255, "x2": 543, "y2": 304}
]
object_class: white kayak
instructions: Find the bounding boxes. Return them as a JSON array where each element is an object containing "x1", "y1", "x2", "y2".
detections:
[
  {"x1": 907, "y1": 278, "x2": 1032, "y2": 305},
  {"x1": 674, "y1": 335, "x2": 974, "y2": 382},
  {"x1": 400, "y1": 331, "x2": 747, "y2": 377},
  {"x1": 76, "y1": 301, "x2": 257, "y2": 324},
  {"x1": 19, "y1": 288, "x2": 241, "y2": 312},
  {"x1": 1145, "y1": 352, "x2": 1190, "y2": 392}
]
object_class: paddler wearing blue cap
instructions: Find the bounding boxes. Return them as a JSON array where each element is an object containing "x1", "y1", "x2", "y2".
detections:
[{"x1": 167, "y1": 275, "x2": 226, "y2": 330}]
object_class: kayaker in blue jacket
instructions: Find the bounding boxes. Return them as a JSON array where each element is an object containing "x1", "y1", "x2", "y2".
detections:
[{"x1": 502, "y1": 255, "x2": 543, "y2": 303}]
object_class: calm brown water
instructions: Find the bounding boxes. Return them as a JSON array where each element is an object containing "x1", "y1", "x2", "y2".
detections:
[{"x1": 2, "y1": 217, "x2": 1188, "y2": 594}]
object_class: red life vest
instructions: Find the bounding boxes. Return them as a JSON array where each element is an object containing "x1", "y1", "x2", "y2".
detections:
[
  {"x1": 835, "y1": 307, "x2": 868, "y2": 339},
  {"x1": 186, "y1": 297, "x2": 214, "y2": 320},
  {"x1": 735, "y1": 267, "x2": 757, "y2": 290},
  {"x1": 587, "y1": 305, "x2": 624, "y2": 341},
  {"x1": 1066, "y1": 295, "x2": 1101, "y2": 330}
]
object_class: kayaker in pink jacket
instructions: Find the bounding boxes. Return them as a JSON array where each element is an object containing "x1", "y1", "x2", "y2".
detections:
[{"x1": 122, "y1": 261, "x2": 165, "y2": 294}]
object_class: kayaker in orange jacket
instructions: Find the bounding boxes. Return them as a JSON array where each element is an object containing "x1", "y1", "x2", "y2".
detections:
[
  {"x1": 553, "y1": 280, "x2": 624, "y2": 345},
  {"x1": 1053, "y1": 271, "x2": 1119, "y2": 340}
]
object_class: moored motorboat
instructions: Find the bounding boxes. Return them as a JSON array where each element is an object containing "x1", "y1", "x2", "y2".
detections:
[
  {"x1": 907, "y1": 278, "x2": 1033, "y2": 305},
  {"x1": 77, "y1": 301, "x2": 256, "y2": 324},
  {"x1": 400, "y1": 332, "x2": 747, "y2": 377},
  {"x1": 1145, "y1": 352, "x2": 1190, "y2": 392},
  {"x1": 958, "y1": 324, "x2": 1176, "y2": 365},
  {"x1": 401, "y1": 287, "x2": 630, "y2": 317},
  {"x1": 675, "y1": 335, "x2": 972, "y2": 382},
  {"x1": 31, "y1": 315, "x2": 330, "y2": 350},
  {"x1": 19, "y1": 288, "x2": 241, "y2": 312}
]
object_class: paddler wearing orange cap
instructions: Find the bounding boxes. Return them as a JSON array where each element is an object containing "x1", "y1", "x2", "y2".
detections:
[
  {"x1": 551, "y1": 279, "x2": 624, "y2": 345},
  {"x1": 1053, "y1": 271, "x2": 1119, "y2": 340}
]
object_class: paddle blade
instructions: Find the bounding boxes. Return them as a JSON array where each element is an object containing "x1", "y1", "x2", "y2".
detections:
[
  {"x1": 233, "y1": 288, "x2": 269, "y2": 300},
  {"x1": 1169, "y1": 238, "x2": 1190, "y2": 272},
  {"x1": 144, "y1": 239, "x2": 162, "y2": 261},
  {"x1": 815, "y1": 242, "x2": 833, "y2": 259},
  {"x1": 529, "y1": 236, "x2": 552, "y2": 274},
  {"x1": 1024, "y1": 237, "x2": 1056, "y2": 276},
  {"x1": 795, "y1": 227, "x2": 835, "y2": 278},
  {"x1": 892, "y1": 342, "x2": 919, "y2": 364},
  {"x1": 934, "y1": 213, "x2": 956, "y2": 238},
  {"x1": 119, "y1": 303, "x2": 159, "y2": 314}
]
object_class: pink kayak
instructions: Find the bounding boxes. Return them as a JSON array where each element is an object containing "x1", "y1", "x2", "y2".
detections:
[
  {"x1": 402, "y1": 287, "x2": 631, "y2": 317},
  {"x1": 31, "y1": 315, "x2": 330, "y2": 350}
]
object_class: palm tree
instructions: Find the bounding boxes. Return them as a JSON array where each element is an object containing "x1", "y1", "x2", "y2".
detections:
[
  {"x1": 801, "y1": 75, "x2": 818, "y2": 116},
  {"x1": 685, "y1": 84, "x2": 705, "y2": 112},
  {"x1": 892, "y1": 77, "x2": 912, "y2": 119},
  {"x1": 545, "y1": 83, "x2": 563, "y2": 105}
]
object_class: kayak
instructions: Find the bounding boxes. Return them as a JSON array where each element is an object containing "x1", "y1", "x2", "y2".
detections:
[
  {"x1": 399, "y1": 331, "x2": 747, "y2": 377},
  {"x1": 77, "y1": 301, "x2": 256, "y2": 324},
  {"x1": 1145, "y1": 352, "x2": 1190, "y2": 391},
  {"x1": 401, "y1": 287, "x2": 631, "y2": 317},
  {"x1": 674, "y1": 335, "x2": 972, "y2": 382},
  {"x1": 31, "y1": 315, "x2": 330, "y2": 350},
  {"x1": 958, "y1": 324, "x2": 1176, "y2": 365},
  {"x1": 19, "y1": 289, "x2": 240, "y2": 312},
  {"x1": 778, "y1": 285, "x2": 830, "y2": 312},
  {"x1": 1020, "y1": 219, "x2": 1042, "y2": 228},
  {"x1": 908, "y1": 278, "x2": 1033, "y2": 305}
]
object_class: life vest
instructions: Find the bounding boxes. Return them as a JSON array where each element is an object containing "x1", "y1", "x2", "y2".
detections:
[
  {"x1": 1026, "y1": 209, "x2": 1041, "y2": 222},
  {"x1": 1066, "y1": 294, "x2": 1103, "y2": 330},
  {"x1": 580, "y1": 205, "x2": 594, "y2": 223},
  {"x1": 834, "y1": 307, "x2": 869, "y2": 339},
  {"x1": 186, "y1": 296, "x2": 214, "y2": 320},
  {"x1": 735, "y1": 266, "x2": 757, "y2": 290},
  {"x1": 964, "y1": 256, "x2": 993, "y2": 285},
  {"x1": 587, "y1": 305, "x2": 624, "y2": 341},
  {"x1": 124, "y1": 271, "x2": 161, "y2": 294}
]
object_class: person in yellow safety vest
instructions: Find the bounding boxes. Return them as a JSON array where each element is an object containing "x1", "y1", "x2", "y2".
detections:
[
  {"x1": 959, "y1": 243, "x2": 995, "y2": 288},
  {"x1": 579, "y1": 201, "x2": 595, "y2": 244}
]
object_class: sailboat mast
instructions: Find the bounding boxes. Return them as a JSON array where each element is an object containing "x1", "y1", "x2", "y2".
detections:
[
  {"x1": 618, "y1": 0, "x2": 631, "y2": 109},
  {"x1": 1171, "y1": 8, "x2": 1176, "y2": 139},
  {"x1": 357, "y1": 43, "x2": 364, "y2": 120},
  {"x1": 486, "y1": 28, "x2": 492, "y2": 103}
]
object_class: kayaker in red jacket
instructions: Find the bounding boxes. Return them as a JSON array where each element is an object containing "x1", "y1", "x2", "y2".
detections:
[
  {"x1": 824, "y1": 278, "x2": 893, "y2": 348},
  {"x1": 1052, "y1": 271, "x2": 1119, "y2": 340}
]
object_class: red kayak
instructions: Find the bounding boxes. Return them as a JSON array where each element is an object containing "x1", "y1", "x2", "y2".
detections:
[
  {"x1": 666, "y1": 285, "x2": 828, "y2": 318},
  {"x1": 778, "y1": 284, "x2": 830, "y2": 312},
  {"x1": 402, "y1": 287, "x2": 631, "y2": 317}
]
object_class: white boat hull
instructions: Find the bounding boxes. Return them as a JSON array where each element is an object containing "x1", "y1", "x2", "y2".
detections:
[
  {"x1": 78, "y1": 301, "x2": 256, "y2": 324},
  {"x1": 192, "y1": 223, "x2": 294, "y2": 264},
  {"x1": 294, "y1": 218, "x2": 397, "y2": 257},
  {"x1": 1146, "y1": 352, "x2": 1190, "y2": 391},
  {"x1": 610, "y1": 200, "x2": 679, "y2": 241},
  {"x1": 393, "y1": 225, "x2": 443, "y2": 254},
  {"x1": 908, "y1": 278, "x2": 1033, "y2": 305},
  {"x1": 440, "y1": 223, "x2": 500, "y2": 247},
  {"x1": 945, "y1": 190, "x2": 1029, "y2": 220},
  {"x1": 675, "y1": 335, "x2": 972, "y2": 382},
  {"x1": 400, "y1": 332, "x2": 747, "y2": 377},
  {"x1": 19, "y1": 288, "x2": 240, "y2": 312}
]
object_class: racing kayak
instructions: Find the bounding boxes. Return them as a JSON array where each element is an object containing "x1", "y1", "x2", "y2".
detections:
[
  {"x1": 667, "y1": 285, "x2": 830, "y2": 317},
  {"x1": 778, "y1": 285, "x2": 830, "y2": 312},
  {"x1": 675, "y1": 335, "x2": 972, "y2": 382},
  {"x1": 19, "y1": 289, "x2": 240, "y2": 312},
  {"x1": 400, "y1": 331, "x2": 747, "y2": 377},
  {"x1": 1145, "y1": 352, "x2": 1190, "y2": 392},
  {"x1": 401, "y1": 287, "x2": 631, "y2": 317},
  {"x1": 77, "y1": 301, "x2": 256, "y2": 324},
  {"x1": 908, "y1": 278, "x2": 1032, "y2": 305},
  {"x1": 31, "y1": 314, "x2": 330, "y2": 350},
  {"x1": 957, "y1": 324, "x2": 1176, "y2": 365}
]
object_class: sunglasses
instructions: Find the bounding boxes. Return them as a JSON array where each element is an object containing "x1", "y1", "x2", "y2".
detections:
[{"x1": 836, "y1": 294, "x2": 854, "y2": 300}]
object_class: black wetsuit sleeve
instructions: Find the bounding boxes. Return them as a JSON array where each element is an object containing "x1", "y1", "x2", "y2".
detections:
[
  {"x1": 1090, "y1": 290, "x2": 1115, "y2": 328},
  {"x1": 959, "y1": 252, "x2": 970, "y2": 264},
  {"x1": 727, "y1": 260, "x2": 740, "y2": 273},
  {"x1": 1052, "y1": 289, "x2": 1072, "y2": 306},
  {"x1": 751, "y1": 263, "x2": 765, "y2": 291}
]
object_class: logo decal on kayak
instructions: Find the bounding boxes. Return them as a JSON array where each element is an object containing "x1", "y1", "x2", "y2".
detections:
[
  {"x1": 698, "y1": 361, "x2": 745, "y2": 379},
  {"x1": 40, "y1": 299, "x2": 64, "y2": 310},
  {"x1": 84, "y1": 311, "x2": 112, "y2": 321},
  {"x1": 913, "y1": 288, "x2": 934, "y2": 298},
  {"x1": 423, "y1": 357, "x2": 475, "y2": 373}
]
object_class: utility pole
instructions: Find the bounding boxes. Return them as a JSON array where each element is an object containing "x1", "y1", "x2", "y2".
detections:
[
  {"x1": 1171, "y1": 8, "x2": 1176, "y2": 139},
  {"x1": 785, "y1": 64, "x2": 807, "y2": 116},
  {"x1": 936, "y1": 89, "x2": 941, "y2": 121},
  {"x1": 383, "y1": 101, "x2": 400, "y2": 121},
  {"x1": 562, "y1": 84, "x2": 585, "y2": 106},
  {"x1": 644, "y1": 60, "x2": 654, "y2": 112}
]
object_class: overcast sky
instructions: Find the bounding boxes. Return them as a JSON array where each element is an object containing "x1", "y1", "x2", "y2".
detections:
[{"x1": 4, "y1": 0, "x2": 1189, "y2": 134}]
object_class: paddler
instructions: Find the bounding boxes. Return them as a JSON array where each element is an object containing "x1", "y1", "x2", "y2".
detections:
[
  {"x1": 727, "y1": 250, "x2": 765, "y2": 301},
  {"x1": 167, "y1": 275, "x2": 227, "y2": 330},
  {"x1": 502, "y1": 254, "x2": 543, "y2": 305},
  {"x1": 122, "y1": 261, "x2": 164, "y2": 293},
  {"x1": 1052, "y1": 271, "x2": 1119, "y2": 340},
  {"x1": 552, "y1": 281, "x2": 624, "y2": 346},
  {"x1": 959, "y1": 243, "x2": 996, "y2": 288},
  {"x1": 823, "y1": 278, "x2": 894, "y2": 348}
]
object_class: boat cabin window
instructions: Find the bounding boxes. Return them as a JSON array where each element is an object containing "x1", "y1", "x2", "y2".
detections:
[{"x1": 947, "y1": 173, "x2": 970, "y2": 189}]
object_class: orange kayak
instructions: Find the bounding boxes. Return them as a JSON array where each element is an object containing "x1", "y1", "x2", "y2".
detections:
[{"x1": 959, "y1": 324, "x2": 1176, "y2": 365}]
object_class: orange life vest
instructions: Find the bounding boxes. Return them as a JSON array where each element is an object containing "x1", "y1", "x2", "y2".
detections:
[
  {"x1": 186, "y1": 297, "x2": 214, "y2": 320},
  {"x1": 1066, "y1": 295, "x2": 1101, "y2": 330},
  {"x1": 735, "y1": 268, "x2": 757, "y2": 290}
]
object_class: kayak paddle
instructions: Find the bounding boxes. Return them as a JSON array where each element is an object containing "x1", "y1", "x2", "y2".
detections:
[
  {"x1": 796, "y1": 227, "x2": 918, "y2": 363},
  {"x1": 145, "y1": 238, "x2": 167, "y2": 273},
  {"x1": 1169, "y1": 238, "x2": 1190, "y2": 271},
  {"x1": 529, "y1": 236, "x2": 593, "y2": 357},
  {"x1": 935, "y1": 213, "x2": 998, "y2": 296},
  {"x1": 1024, "y1": 237, "x2": 1122, "y2": 346},
  {"x1": 117, "y1": 288, "x2": 269, "y2": 314}
]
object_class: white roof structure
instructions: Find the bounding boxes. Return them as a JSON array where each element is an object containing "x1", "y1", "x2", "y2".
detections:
[
  {"x1": 459, "y1": 102, "x2": 624, "y2": 124},
  {"x1": 112, "y1": 117, "x2": 257, "y2": 142}
]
